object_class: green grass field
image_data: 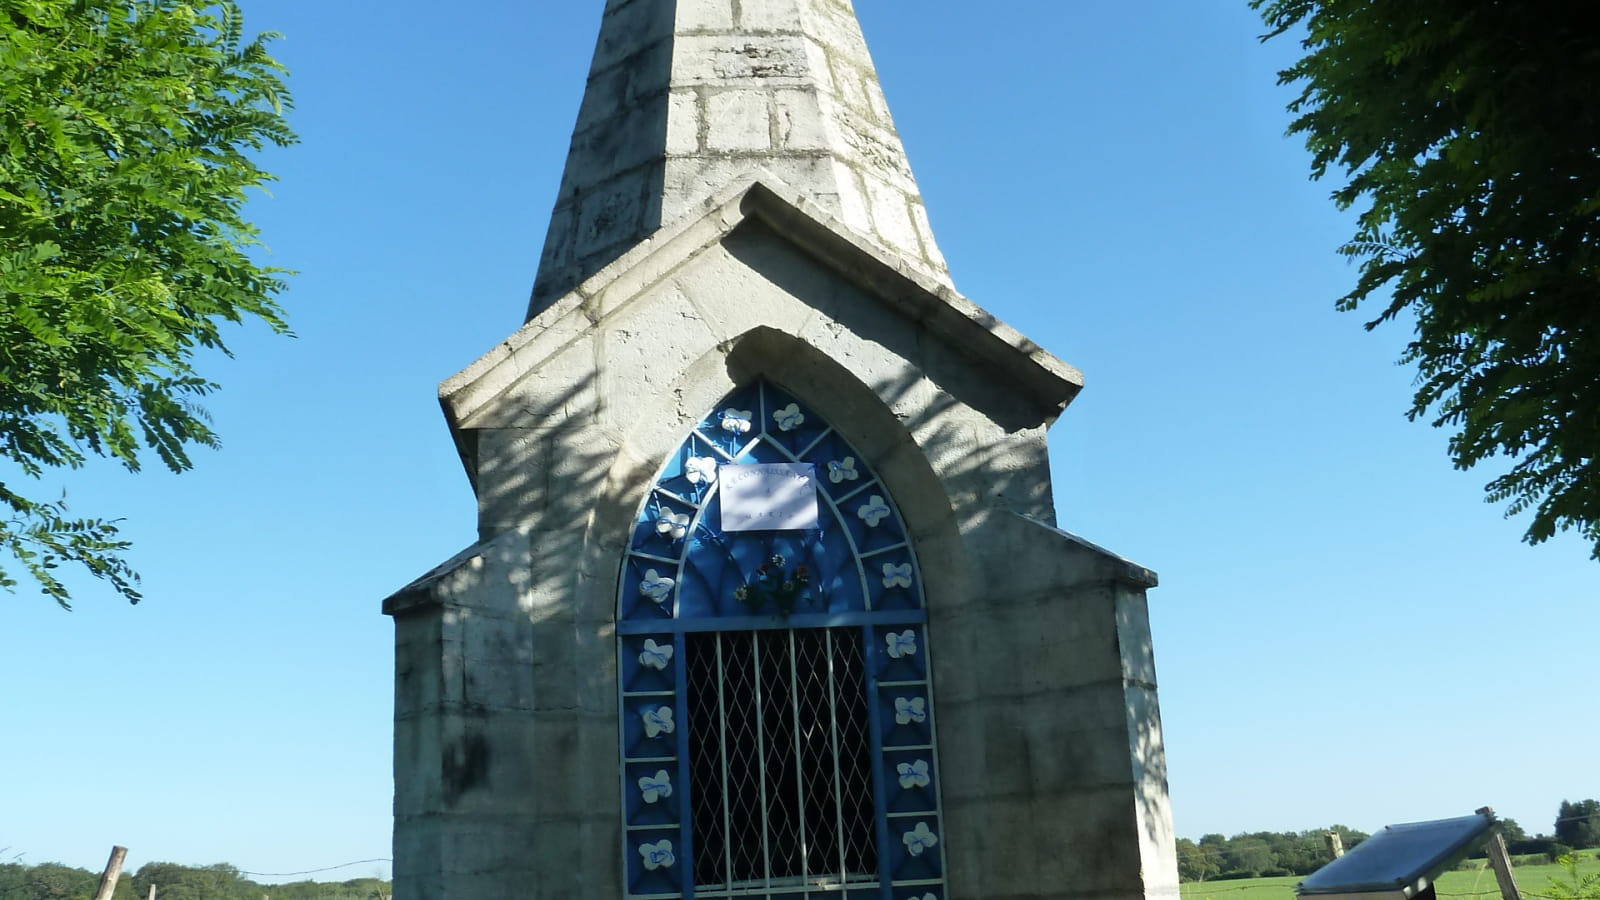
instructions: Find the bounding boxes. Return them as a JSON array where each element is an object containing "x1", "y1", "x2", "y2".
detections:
[{"x1": 1180, "y1": 857, "x2": 1600, "y2": 900}]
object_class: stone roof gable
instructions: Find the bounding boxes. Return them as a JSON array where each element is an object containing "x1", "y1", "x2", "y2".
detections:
[
  {"x1": 528, "y1": 0, "x2": 952, "y2": 317},
  {"x1": 443, "y1": 176, "x2": 1082, "y2": 479}
]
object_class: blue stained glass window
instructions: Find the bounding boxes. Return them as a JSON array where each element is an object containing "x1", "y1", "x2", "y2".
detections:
[{"x1": 617, "y1": 381, "x2": 948, "y2": 900}]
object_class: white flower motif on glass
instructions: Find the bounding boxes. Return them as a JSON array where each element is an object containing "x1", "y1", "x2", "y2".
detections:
[
  {"x1": 684, "y1": 456, "x2": 718, "y2": 485},
  {"x1": 857, "y1": 494, "x2": 891, "y2": 527},
  {"x1": 719, "y1": 408, "x2": 753, "y2": 434},
  {"x1": 881, "y1": 562, "x2": 913, "y2": 589},
  {"x1": 638, "y1": 639, "x2": 673, "y2": 671},
  {"x1": 885, "y1": 629, "x2": 918, "y2": 659},
  {"x1": 773, "y1": 402, "x2": 805, "y2": 431},
  {"x1": 638, "y1": 769, "x2": 673, "y2": 803},
  {"x1": 909, "y1": 893, "x2": 938, "y2": 900},
  {"x1": 894, "y1": 696, "x2": 927, "y2": 725},
  {"x1": 902, "y1": 822, "x2": 939, "y2": 857},
  {"x1": 655, "y1": 510, "x2": 689, "y2": 540},
  {"x1": 641, "y1": 705, "x2": 675, "y2": 738},
  {"x1": 896, "y1": 758, "x2": 932, "y2": 789},
  {"x1": 640, "y1": 569, "x2": 675, "y2": 604},
  {"x1": 827, "y1": 456, "x2": 859, "y2": 483},
  {"x1": 639, "y1": 839, "x2": 676, "y2": 871}
]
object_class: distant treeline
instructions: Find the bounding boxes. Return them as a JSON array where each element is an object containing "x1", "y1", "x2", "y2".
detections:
[
  {"x1": 1177, "y1": 826, "x2": 1371, "y2": 881},
  {"x1": 1179, "y1": 801, "x2": 1600, "y2": 884},
  {"x1": 0, "y1": 861, "x2": 390, "y2": 900}
]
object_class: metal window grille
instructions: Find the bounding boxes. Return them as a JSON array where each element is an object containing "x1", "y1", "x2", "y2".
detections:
[
  {"x1": 685, "y1": 628, "x2": 878, "y2": 897},
  {"x1": 618, "y1": 382, "x2": 947, "y2": 900}
]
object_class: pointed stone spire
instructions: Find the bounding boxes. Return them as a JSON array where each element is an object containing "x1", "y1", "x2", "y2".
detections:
[{"x1": 527, "y1": 0, "x2": 951, "y2": 318}]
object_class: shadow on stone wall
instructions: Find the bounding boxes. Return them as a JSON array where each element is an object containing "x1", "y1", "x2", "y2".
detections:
[{"x1": 392, "y1": 231, "x2": 1174, "y2": 895}]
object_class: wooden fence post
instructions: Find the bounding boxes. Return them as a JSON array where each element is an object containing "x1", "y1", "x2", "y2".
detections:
[
  {"x1": 91, "y1": 846, "x2": 127, "y2": 900},
  {"x1": 1485, "y1": 831, "x2": 1523, "y2": 900}
]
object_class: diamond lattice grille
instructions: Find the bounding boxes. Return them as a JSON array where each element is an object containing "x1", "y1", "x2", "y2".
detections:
[{"x1": 685, "y1": 629, "x2": 878, "y2": 896}]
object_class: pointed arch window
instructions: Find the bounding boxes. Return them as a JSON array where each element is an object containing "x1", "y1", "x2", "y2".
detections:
[{"x1": 618, "y1": 381, "x2": 949, "y2": 900}]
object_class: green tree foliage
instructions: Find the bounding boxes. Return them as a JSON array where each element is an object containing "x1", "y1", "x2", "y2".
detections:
[
  {"x1": 1176, "y1": 828, "x2": 1370, "y2": 882},
  {"x1": 1177, "y1": 837, "x2": 1223, "y2": 882},
  {"x1": 1225, "y1": 837, "x2": 1276, "y2": 878},
  {"x1": 0, "y1": 0, "x2": 295, "y2": 608},
  {"x1": 1557, "y1": 800, "x2": 1600, "y2": 850},
  {"x1": 1250, "y1": 0, "x2": 1600, "y2": 558},
  {"x1": 1545, "y1": 854, "x2": 1600, "y2": 900},
  {"x1": 1501, "y1": 818, "x2": 1530, "y2": 844}
]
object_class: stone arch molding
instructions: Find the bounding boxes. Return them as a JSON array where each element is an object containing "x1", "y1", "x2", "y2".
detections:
[{"x1": 580, "y1": 325, "x2": 969, "y2": 632}]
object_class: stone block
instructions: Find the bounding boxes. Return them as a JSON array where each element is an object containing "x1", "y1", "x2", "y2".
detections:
[
  {"x1": 804, "y1": 0, "x2": 873, "y2": 66},
  {"x1": 676, "y1": 236, "x2": 819, "y2": 341},
  {"x1": 392, "y1": 711, "x2": 442, "y2": 814},
  {"x1": 665, "y1": 88, "x2": 701, "y2": 154},
  {"x1": 525, "y1": 711, "x2": 586, "y2": 819},
  {"x1": 591, "y1": 1, "x2": 674, "y2": 73},
  {"x1": 863, "y1": 176, "x2": 919, "y2": 256},
  {"x1": 831, "y1": 104, "x2": 916, "y2": 189},
  {"x1": 823, "y1": 51, "x2": 870, "y2": 114},
  {"x1": 706, "y1": 89, "x2": 772, "y2": 151},
  {"x1": 910, "y1": 198, "x2": 949, "y2": 272},
  {"x1": 673, "y1": 34, "x2": 814, "y2": 87},
  {"x1": 466, "y1": 653, "x2": 537, "y2": 716},
  {"x1": 526, "y1": 620, "x2": 578, "y2": 711},
  {"x1": 675, "y1": 0, "x2": 733, "y2": 31},
  {"x1": 571, "y1": 619, "x2": 621, "y2": 714},
  {"x1": 772, "y1": 88, "x2": 829, "y2": 151},
  {"x1": 660, "y1": 156, "x2": 756, "y2": 223},
  {"x1": 599, "y1": 285, "x2": 721, "y2": 437},
  {"x1": 1116, "y1": 584, "x2": 1160, "y2": 687},
  {"x1": 797, "y1": 37, "x2": 836, "y2": 94},
  {"x1": 740, "y1": 0, "x2": 804, "y2": 32},
  {"x1": 575, "y1": 177, "x2": 649, "y2": 261}
]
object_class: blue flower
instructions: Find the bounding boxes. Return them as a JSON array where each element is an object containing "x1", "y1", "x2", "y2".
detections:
[
  {"x1": 894, "y1": 696, "x2": 927, "y2": 725},
  {"x1": 773, "y1": 402, "x2": 805, "y2": 431},
  {"x1": 719, "y1": 408, "x2": 753, "y2": 434},
  {"x1": 639, "y1": 839, "x2": 676, "y2": 871},
  {"x1": 857, "y1": 494, "x2": 891, "y2": 527},
  {"x1": 885, "y1": 629, "x2": 917, "y2": 659},
  {"x1": 655, "y1": 510, "x2": 689, "y2": 540},
  {"x1": 881, "y1": 562, "x2": 913, "y2": 588},
  {"x1": 902, "y1": 822, "x2": 938, "y2": 856},
  {"x1": 827, "y1": 456, "x2": 859, "y2": 483},
  {"x1": 638, "y1": 639, "x2": 673, "y2": 671},
  {"x1": 641, "y1": 705, "x2": 675, "y2": 738},
  {"x1": 640, "y1": 569, "x2": 675, "y2": 603},
  {"x1": 896, "y1": 758, "x2": 931, "y2": 789},
  {"x1": 638, "y1": 769, "x2": 673, "y2": 803},
  {"x1": 684, "y1": 455, "x2": 718, "y2": 485}
]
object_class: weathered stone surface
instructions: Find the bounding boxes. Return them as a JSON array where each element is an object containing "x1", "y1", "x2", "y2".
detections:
[
  {"x1": 387, "y1": 4, "x2": 1176, "y2": 899},
  {"x1": 529, "y1": 0, "x2": 953, "y2": 313}
]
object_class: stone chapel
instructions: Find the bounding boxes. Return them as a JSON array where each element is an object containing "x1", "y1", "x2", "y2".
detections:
[{"x1": 382, "y1": 2, "x2": 1181, "y2": 899}]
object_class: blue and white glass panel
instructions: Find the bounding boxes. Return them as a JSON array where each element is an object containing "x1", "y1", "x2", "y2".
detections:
[{"x1": 617, "y1": 381, "x2": 947, "y2": 900}]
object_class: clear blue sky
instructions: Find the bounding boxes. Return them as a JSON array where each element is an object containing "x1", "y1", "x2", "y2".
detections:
[{"x1": 4, "y1": 0, "x2": 1596, "y2": 884}]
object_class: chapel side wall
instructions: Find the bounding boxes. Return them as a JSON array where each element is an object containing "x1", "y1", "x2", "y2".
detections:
[
  {"x1": 930, "y1": 511, "x2": 1179, "y2": 900},
  {"x1": 387, "y1": 524, "x2": 626, "y2": 900}
]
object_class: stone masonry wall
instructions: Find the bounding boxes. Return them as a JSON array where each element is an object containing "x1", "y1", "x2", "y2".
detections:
[
  {"x1": 530, "y1": 0, "x2": 950, "y2": 315},
  {"x1": 388, "y1": 209, "x2": 1178, "y2": 899}
]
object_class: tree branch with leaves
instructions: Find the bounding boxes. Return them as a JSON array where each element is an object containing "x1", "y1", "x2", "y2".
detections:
[
  {"x1": 1252, "y1": 0, "x2": 1600, "y2": 559},
  {"x1": 0, "y1": 0, "x2": 296, "y2": 607}
]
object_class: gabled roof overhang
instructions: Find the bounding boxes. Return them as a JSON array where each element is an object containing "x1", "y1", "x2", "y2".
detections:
[{"x1": 438, "y1": 176, "x2": 1085, "y2": 486}]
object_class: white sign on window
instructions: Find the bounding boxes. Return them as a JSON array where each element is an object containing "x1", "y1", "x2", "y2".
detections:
[{"x1": 719, "y1": 463, "x2": 819, "y2": 532}]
